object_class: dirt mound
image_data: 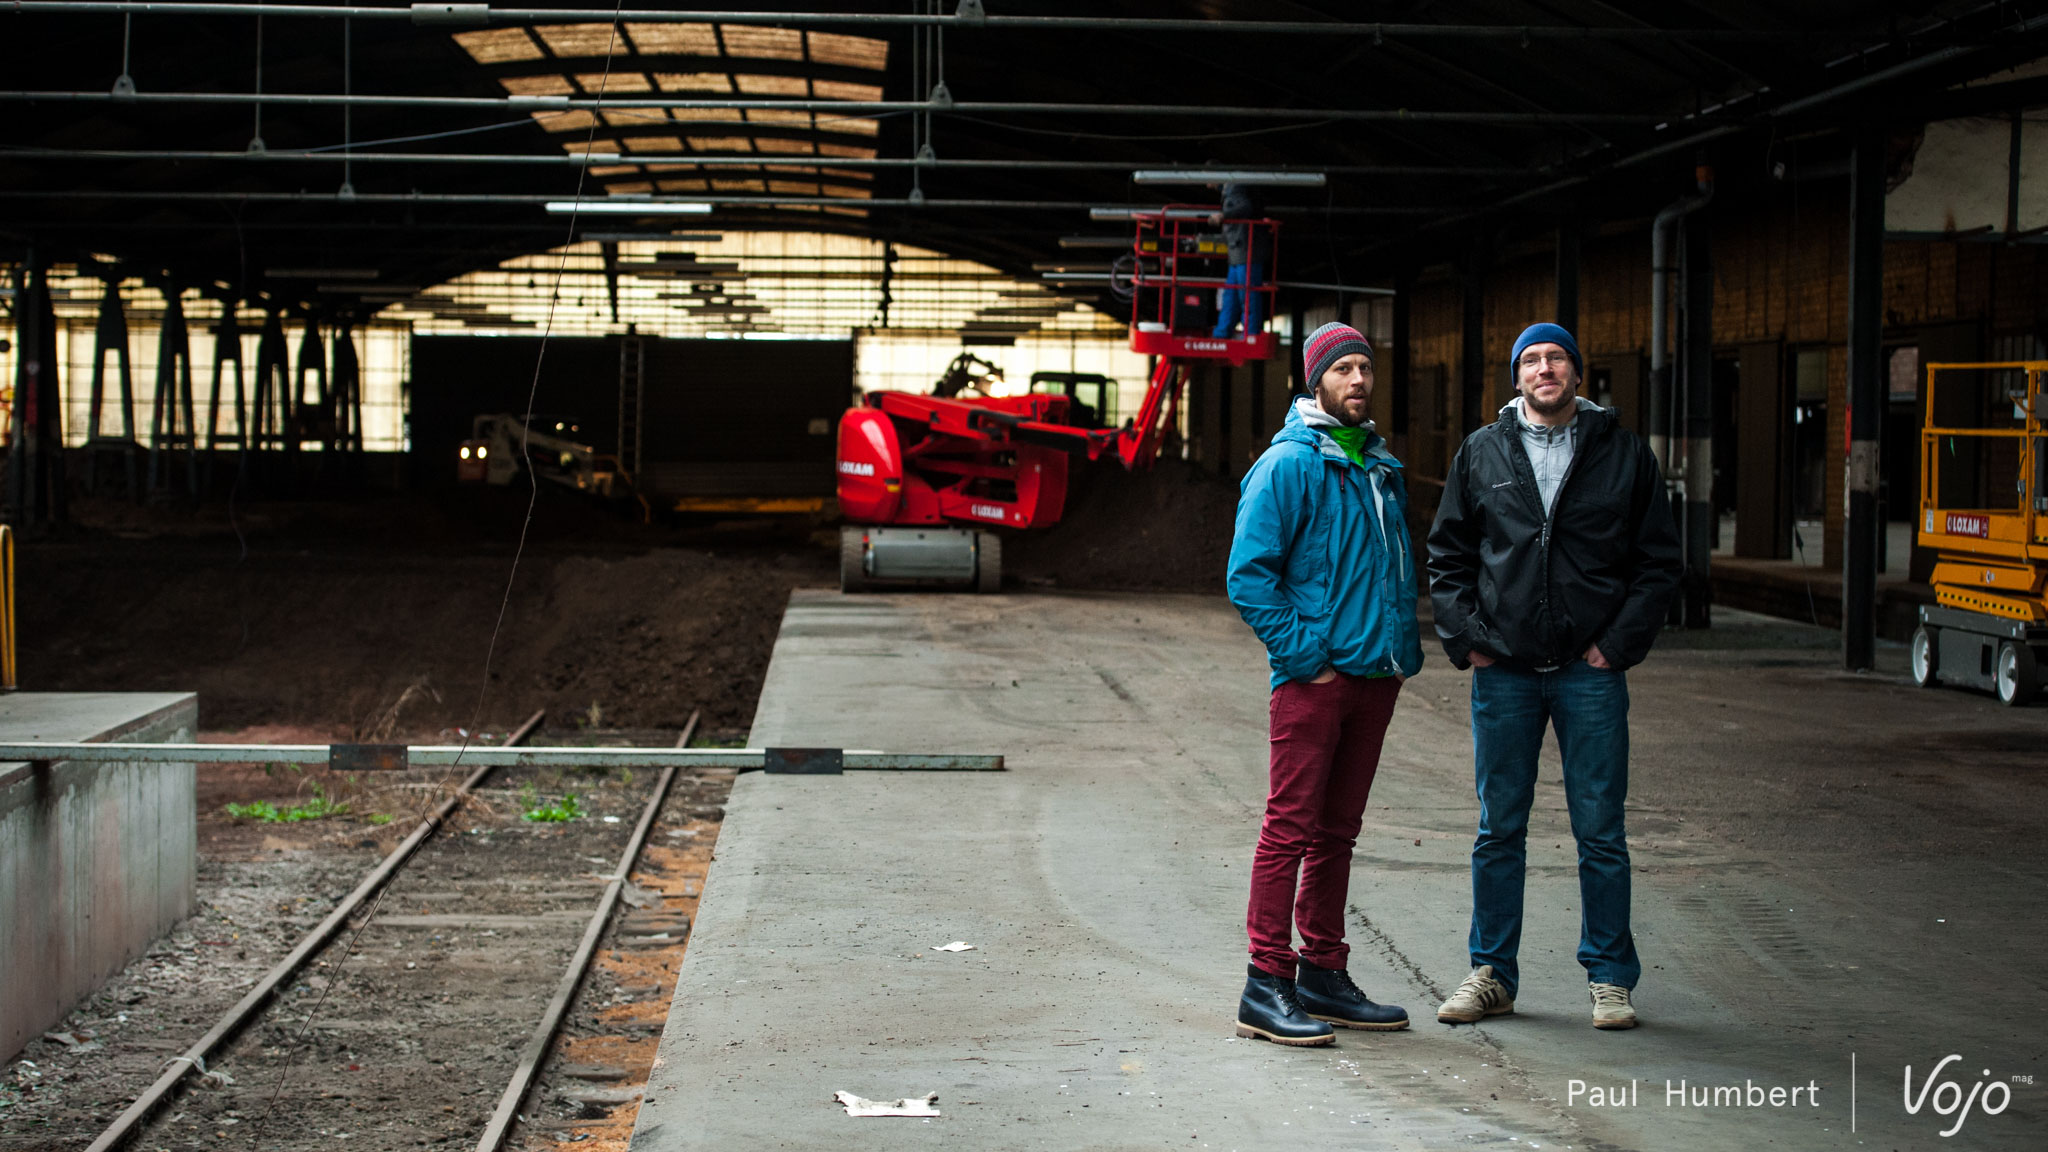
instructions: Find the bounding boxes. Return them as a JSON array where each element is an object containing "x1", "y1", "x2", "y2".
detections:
[
  {"x1": 1006, "y1": 457, "x2": 1241, "y2": 592},
  {"x1": 18, "y1": 489, "x2": 834, "y2": 738}
]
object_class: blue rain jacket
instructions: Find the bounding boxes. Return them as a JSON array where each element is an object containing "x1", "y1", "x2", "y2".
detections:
[{"x1": 1227, "y1": 404, "x2": 1424, "y2": 689}]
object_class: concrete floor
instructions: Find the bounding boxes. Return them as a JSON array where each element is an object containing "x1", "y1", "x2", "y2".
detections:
[{"x1": 630, "y1": 591, "x2": 2046, "y2": 1152}]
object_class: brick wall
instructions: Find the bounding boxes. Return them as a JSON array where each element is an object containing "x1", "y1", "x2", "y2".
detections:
[{"x1": 1393, "y1": 190, "x2": 2048, "y2": 572}]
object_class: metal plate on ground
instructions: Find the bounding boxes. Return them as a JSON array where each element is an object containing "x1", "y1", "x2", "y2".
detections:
[
  {"x1": 329, "y1": 743, "x2": 409, "y2": 771},
  {"x1": 764, "y1": 747, "x2": 844, "y2": 775}
]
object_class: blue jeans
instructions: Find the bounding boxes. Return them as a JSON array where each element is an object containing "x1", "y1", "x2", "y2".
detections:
[
  {"x1": 1213, "y1": 263, "x2": 1266, "y2": 337},
  {"x1": 1467, "y1": 660, "x2": 1638, "y2": 998}
]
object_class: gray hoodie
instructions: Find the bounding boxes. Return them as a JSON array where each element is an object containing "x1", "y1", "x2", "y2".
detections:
[{"x1": 1505, "y1": 396, "x2": 1607, "y2": 516}]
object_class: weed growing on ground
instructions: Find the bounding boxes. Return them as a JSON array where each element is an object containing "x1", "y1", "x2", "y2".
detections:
[
  {"x1": 223, "y1": 782, "x2": 350, "y2": 823},
  {"x1": 522, "y1": 791, "x2": 582, "y2": 823},
  {"x1": 366, "y1": 813, "x2": 393, "y2": 826}
]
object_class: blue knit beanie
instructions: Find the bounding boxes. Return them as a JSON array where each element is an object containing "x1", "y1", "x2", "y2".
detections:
[{"x1": 1509, "y1": 322, "x2": 1582, "y2": 377}]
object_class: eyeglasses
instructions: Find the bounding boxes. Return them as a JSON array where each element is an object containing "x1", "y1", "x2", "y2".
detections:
[{"x1": 1518, "y1": 351, "x2": 1573, "y2": 370}]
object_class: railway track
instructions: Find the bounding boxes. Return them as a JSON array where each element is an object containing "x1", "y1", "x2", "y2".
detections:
[{"x1": 74, "y1": 710, "x2": 710, "y2": 1152}]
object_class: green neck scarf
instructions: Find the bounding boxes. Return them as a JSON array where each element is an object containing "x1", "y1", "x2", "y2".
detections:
[{"x1": 1322, "y1": 424, "x2": 1372, "y2": 469}]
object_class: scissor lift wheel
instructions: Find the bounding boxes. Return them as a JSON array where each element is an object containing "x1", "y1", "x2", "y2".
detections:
[
  {"x1": 1911, "y1": 625, "x2": 1939, "y2": 688},
  {"x1": 1996, "y1": 641, "x2": 2040, "y2": 706}
]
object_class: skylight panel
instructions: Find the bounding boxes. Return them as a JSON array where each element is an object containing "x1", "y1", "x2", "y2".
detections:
[
  {"x1": 623, "y1": 136, "x2": 685, "y2": 153},
  {"x1": 817, "y1": 143, "x2": 877, "y2": 159},
  {"x1": 711, "y1": 178, "x2": 768, "y2": 192},
  {"x1": 719, "y1": 26, "x2": 805, "y2": 61},
  {"x1": 599, "y1": 108, "x2": 670, "y2": 128},
  {"x1": 812, "y1": 80, "x2": 884, "y2": 103},
  {"x1": 806, "y1": 32, "x2": 888, "y2": 71},
  {"x1": 744, "y1": 109, "x2": 813, "y2": 127},
  {"x1": 769, "y1": 180, "x2": 822, "y2": 196},
  {"x1": 576, "y1": 72, "x2": 652, "y2": 93},
  {"x1": 687, "y1": 136, "x2": 757, "y2": 153},
  {"x1": 500, "y1": 75, "x2": 576, "y2": 96},
  {"x1": 455, "y1": 28, "x2": 543, "y2": 64},
  {"x1": 733, "y1": 74, "x2": 808, "y2": 96},
  {"x1": 672, "y1": 108, "x2": 744, "y2": 123},
  {"x1": 654, "y1": 72, "x2": 734, "y2": 93},
  {"x1": 534, "y1": 24, "x2": 623, "y2": 58},
  {"x1": 534, "y1": 110, "x2": 598, "y2": 133},
  {"x1": 606, "y1": 181, "x2": 655, "y2": 194},
  {"x1": 623, "y1": 22, "x2": 720, "y2": 56},
  {"x1": 658, "y1": 178, "x2": 710, "y2": 192},
  {"x1": 754, "y1": 138, "x2": 816, "y2": 155}
]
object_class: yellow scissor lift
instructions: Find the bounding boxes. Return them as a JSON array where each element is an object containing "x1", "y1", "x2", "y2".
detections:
[{"x1": 1910, "y1": 361, "x2": 2048, "y2": 704}]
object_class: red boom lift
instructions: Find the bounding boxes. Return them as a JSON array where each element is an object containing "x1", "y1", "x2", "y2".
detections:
[{"x1": 836, "y1": 205, "x2": 1279, "y2": 591}]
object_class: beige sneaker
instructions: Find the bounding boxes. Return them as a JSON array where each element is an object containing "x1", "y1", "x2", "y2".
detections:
[
  {"x1": 1590, "y1": 982, "x2": 1638, "y2": 1029},
  {"x1": 1436, "y1": 965, "x2": 1514, "y2": 1024}
]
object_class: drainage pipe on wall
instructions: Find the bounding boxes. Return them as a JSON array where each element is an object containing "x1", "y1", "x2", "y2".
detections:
[{"x1": 1647, "y1": 166, "x2": 1714, "y2": 474}]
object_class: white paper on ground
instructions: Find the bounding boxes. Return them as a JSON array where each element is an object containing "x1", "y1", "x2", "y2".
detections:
[
  {"x1": 931, "y1": 941, "x2": 976, "y2": 952},
  {"x1": 833, "y1": 1091, "x2": 941, "y2": 1117}
]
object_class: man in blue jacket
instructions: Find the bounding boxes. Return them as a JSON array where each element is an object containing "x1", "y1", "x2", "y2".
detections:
[{"x1": 1226, "y1": 321, "x2": 1424, "y2": 1046}]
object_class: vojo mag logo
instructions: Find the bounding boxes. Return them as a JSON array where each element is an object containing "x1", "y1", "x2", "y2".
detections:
[{"x1": 1903, "y1": 1054, "x2": 2021, "y2": 1137}]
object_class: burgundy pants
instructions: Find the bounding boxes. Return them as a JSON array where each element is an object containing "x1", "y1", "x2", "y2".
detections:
[{"x1": 1247, "y1": 672, "x2": 1402, "y2": 979}]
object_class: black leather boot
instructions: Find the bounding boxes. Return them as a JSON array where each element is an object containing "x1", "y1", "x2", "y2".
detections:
[
  {"x1": 1294, "y1": 959, "x2": 1410, "y2": 1030},
  {"x1": 1236, "y1": 964, "x2": 1336, "y2": 1046}
]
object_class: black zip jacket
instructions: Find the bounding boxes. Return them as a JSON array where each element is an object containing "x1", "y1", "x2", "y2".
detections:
[{"x1": 1427, "y1": 401, "x2": 1681, "y2": 672}]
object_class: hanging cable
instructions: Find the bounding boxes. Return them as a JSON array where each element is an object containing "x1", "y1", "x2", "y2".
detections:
[
  {"x1": 339, "y1": 16, "x2": 353, "y2": 197},
  {"x1": 248, "y1": 4, "x2": 265, "y2": 152},
  {"x1": 459, "y1": 3, "x2": 627, "y2": 762},
  {"x1": 113, "y1": 13, "x2": 136, "y2": 96}
]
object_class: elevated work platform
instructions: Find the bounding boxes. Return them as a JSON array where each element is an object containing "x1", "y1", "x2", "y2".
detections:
[
  {"x1": 632, "y1": 592, "x2": 2047, "y2": 1151},
  {"x1": 1, "y1": 692, "x2": 198, "y2": 1063}
]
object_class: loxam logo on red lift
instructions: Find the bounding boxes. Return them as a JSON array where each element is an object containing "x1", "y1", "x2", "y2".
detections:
[
  {"x1": 1945, "y1": 513, "x2": 1990, "y2": 538},
  {"x1": 837, "y1": 461, "x2": 875, "y2": 477},
  {"x1": 970, "y1": 503, "x2": 1006, "y2": 520}
]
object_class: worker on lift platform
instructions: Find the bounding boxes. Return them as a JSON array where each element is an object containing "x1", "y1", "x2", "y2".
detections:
[{"x1": 1213, "y1": 182, "x2": 1268, "y2": 339}]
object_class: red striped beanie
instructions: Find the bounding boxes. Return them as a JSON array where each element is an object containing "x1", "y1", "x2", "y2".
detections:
[{"x1": 1303, "y1": 322, "x2": 1373, "y2": 390}]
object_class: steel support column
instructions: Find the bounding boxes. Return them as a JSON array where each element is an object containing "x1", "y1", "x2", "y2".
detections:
[
  {"x1": 251, "y1": 309, "x2": 293, "y2": 457},
  {"x1": 1843, "y1": 124, "x2": 1886, "y2": 670},
  {"x1": 206, "y1": 299, "x2": 249, "y2": 468},
  {"x1": 1679, "y1": 211, "x2": 1715, "y2": 628},
  {"x1": 328, "y1": 320, "x2": 364, "y2": 488},
  {"x1": 293, "y1": 317, "x2": 329, "y2": 455},
  {"x1": 1460, "y1": 237, "x2": 1487, "y2": 435},
  {"x1": 1555, "y1": 216, "x2": 1580, "y2": 335},
  {"x1": 146, "y1": 285, "x2": 199, "y2": 497},
  {"x1": 332, "y1": 321, "x2": 362, "y2": 452},
  {"x1": 1390, "y1": 266, "x2": 1412, "y2": 451},
  {"x1": 85, "y1": 277, "x2": 141, "y2": 500},
  {"x1": 6, "y1": 259, "x2": 67, "y2": 527}
]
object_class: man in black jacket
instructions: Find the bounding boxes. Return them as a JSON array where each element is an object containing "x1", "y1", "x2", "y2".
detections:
[{"x1": 1426, "y1": 322, "x2": 1680, "y2": 1031}]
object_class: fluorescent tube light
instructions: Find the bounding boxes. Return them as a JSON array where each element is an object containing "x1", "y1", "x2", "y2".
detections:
[
  {"x1": 546, "y1": 200, "x2": 712, "y2": 215},
  {"x1": 1131, "y1": 170, "x2": 1326, "y2": 187}
]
